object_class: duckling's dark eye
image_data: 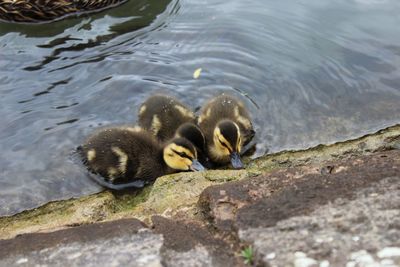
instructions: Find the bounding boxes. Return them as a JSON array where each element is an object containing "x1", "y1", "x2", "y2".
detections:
[
  {"x1": 218, "y1": 138, "x2": 232, "y2": 152},
  {"x1": 172, "y1": 149, "x2": 192, "y2": 159}
]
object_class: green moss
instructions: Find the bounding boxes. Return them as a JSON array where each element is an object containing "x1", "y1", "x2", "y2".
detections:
[
  {"x1": 112, "y1": 186, "x2": 153, "y2": 212},
  {"x1": 204, "y1": 170, "x2": 248, "y2": 182}
]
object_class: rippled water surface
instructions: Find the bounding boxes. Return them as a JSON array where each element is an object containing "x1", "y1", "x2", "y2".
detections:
[{"x1": 1, "y1": 0, "x2": 400, "y2": 216}]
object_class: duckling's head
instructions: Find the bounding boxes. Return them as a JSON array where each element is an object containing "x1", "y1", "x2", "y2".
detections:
[
  {"x1": 163, "y1": 137, "x2": 205, "y2": 171},
  {"x1": 175, "y1": 122, "x2": 206, "y2": 152},
  {"x1": 213, "y1": 120, "x2": 244, "y2": 169}
]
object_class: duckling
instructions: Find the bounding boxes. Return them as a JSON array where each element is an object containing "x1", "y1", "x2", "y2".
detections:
[
  {"x1": 0, "y1": 0, "x2": 127, "y2": 23},
  {"x1": 198, "y1": 94, "x2": 255, "y2": 169},
  {"x1": 174, "y1": 122, "x2": 213, "y2": 168},
  {"x1": 79, "y1": 127, "x2": 205, "y2": 190},
  {"x1": 138, "y1": 94, "x2": 196, "y2": 142}
]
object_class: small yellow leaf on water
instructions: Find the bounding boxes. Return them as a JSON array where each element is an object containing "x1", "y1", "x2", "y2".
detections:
[{"x1": 193, "y1": 68, "x2": 202, "y2": 79}]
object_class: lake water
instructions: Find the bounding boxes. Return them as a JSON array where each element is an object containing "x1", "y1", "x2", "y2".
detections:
[{"x1": 1, "y1": 0, "x2": 399, "y2": 216}]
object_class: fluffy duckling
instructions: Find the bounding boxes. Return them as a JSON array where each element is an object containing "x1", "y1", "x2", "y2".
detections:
[
  {"x1": 174, "y1": 122, "x2": 212, "y2": 168},
  {"x1": 79, "y1": 127, "x2": 205, "y2": 190},
  {"x1": 138, "y1": 94, "x2": 196, "y2": 142},
  {"x1": 0, "y1": 0, "x2": 126, "y2": 23},
  {"x1": 198, "y1": 94, "x2": 255, "y2": 169}
]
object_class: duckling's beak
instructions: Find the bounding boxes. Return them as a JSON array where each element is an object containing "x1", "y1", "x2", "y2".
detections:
[
  {"x1": 230, "y1": 152, "x2": 244, "y2": 169},
  {"x1": 190, "y1": 159, "x2": 206, "y2": 171}
]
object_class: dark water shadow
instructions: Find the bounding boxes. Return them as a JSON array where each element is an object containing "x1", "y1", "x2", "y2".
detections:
[
  {"x1": 6, "y1": 0, "x2": 177, "y2": 71},
  {"x1": 0, "y1": 0, "x2": 175, "y2": 38}
]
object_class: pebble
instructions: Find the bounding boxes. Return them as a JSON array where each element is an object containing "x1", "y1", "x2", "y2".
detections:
[
  {"x1": 350, "y1": 250, "x2": 375, "y2": 264},
  {"x1": 380, "y1": 259, "x2": 395, "y2": 266},
  {"x1": 294, "y1": 251, "x2": 318, "y2": 267},
  {"x1": 377, "y1": 247, "x2": 400, "y2": 258},
  {"x1": 16, "y1": 258, "x2": 28, "y2": 264},
  {"x1": 266, "y1": 252, "x2": 276, "y2": 260}
]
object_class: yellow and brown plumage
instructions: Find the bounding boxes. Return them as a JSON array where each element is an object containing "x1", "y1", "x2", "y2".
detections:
[
  {"x1": 174, "y1": 122, "x2": 212, "y2": 168},
  {"x1": 198, "y1": 94, "x2": 255, "y2": 169},
  {"x1": 79, "y1": 126, "x2": 205, "y2": 190},
  {"x1": 138, "y1": 94, "x2": 196, "y2": 142},
  {"x1": 137, "y1": 95, "x2": 212, "y2": 167},
  {"x1": 0, "y1": 0, "x2": 127, "y2": 23}
]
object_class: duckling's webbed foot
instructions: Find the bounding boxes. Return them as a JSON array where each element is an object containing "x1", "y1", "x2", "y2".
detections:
[
  {"x1": 87, "y1": 172, "x2": 147, "y2": 190},
  {"x1": 241, "y1": 139, "x2": 257, "y2": 157},
  {"x1": 243, "y1": 129, "x2": 256, "y2": 146},
  {"x1": 199, "y1": 155, "x2": 214, "y2": 169}
]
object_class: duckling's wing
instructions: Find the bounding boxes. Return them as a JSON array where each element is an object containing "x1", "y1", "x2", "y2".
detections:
[{"x1": 75, "y1": 145, "x2": 148, "y2": 190}]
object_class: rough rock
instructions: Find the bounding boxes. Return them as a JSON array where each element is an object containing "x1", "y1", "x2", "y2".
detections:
[
  {"x1": 0, "y1": 216, "x2": 242, "y2": 267},
  {"x1": 0, "y1": 218, "x2": 164, "y2": 267},
  {"x1": 151, "y1": 216, "x2": 242, "y2": 267},
  {"x1": 127, "y1": 169, "x2": 250, "y2": 222},
  {"x1": 240, "y1": 177, "x2": 400, "y2": 266},
  {"x1": 199, "y1": 150, "x2": 400, "y2": 232},
  {"x1": 162, "y1": 245, "x2": 213, "y2": 267},
  {"x1": 1, "y1": 231, "x2": 164, "y2": 267},
  {"x1": 199, "y1": 150, "x2": 400, "y2": 266},
  {"x1": 0, "y1": 218, "x2": 146, "y2": 259}
]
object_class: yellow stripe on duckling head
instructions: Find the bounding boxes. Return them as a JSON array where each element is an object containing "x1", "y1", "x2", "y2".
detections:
[
  {"x1": 163, "y1": 143, "x2": 194, "y2": 171},
  {"x1": 213, "y1": 126, "x2": 233, "y2": 154},
  {"x1": 170, "y1": 143, "x2": 195, "y2": 159},
  {"x1": 214, "y1": 122, "x2": 242, "y2": 152},
  {"x1": 235, "y1": 124, "x2": 242, "y2": 153}
]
